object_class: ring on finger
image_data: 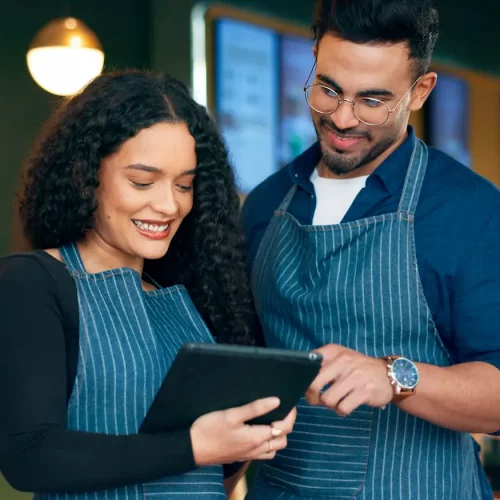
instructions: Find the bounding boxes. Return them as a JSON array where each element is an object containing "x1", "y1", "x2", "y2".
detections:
[{"x1": 270, "y1": 423, "x2": 282, "y2": 438}]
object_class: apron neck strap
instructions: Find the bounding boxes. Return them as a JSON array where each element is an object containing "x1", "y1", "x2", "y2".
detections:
[
  {"x1": 397, "y1": 138, "x2": 429, "y2": 215},
  {"x1": 59, "y1": 242, "x2": 86, "y2": 273},
  {"x1": 143, "y1": 272, "x2": 163, "y2": 290},
  {"x1": 278, "y1": 184, "x2": 298, "y2": 212}
]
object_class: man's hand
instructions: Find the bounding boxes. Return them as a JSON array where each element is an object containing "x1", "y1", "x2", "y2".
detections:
[{"x1": 306, "y1": 344, "x2": 394, "y2": 416}]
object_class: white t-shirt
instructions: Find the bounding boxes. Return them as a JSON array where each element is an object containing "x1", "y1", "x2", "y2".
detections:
[{"x1": 310, "y1": 168, "x2": 369, "y2": 225}]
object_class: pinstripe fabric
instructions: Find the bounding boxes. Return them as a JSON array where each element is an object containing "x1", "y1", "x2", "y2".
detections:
[
  {"x1": 248, "y1": 139, "x2": 490, "y2": 499},
  {"x1": 35, "y1": 243, "x2": 225, "y2": 500}
]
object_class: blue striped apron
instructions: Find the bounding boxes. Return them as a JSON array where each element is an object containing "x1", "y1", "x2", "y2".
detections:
[
  {"x1": 35, "y1": 242, "x2": 226, "y2": 500},
  {"x1": 248, "y1": 139, "x2": 491, "y2": 499}
]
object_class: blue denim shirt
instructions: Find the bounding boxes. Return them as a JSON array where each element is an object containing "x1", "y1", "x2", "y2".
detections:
[{"x1": 242, "y1": 127, "x2": 500, "y2": 369}]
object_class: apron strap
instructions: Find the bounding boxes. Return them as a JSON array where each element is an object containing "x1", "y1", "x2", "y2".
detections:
[
  {"x1": 59, "y1": 243, "x2": 163, "y2": 288},
  {"x1": 278, "y1": 184, "x2": 298, "y2": 213},
  {"x1": 397, "y1": 138, "x2": 429, "y2": 215},
  {"x1": 143, "y1": 272, "x2": 163, "y2": 290},
  {"x1": 59, "y1": 242, "x2": 86, "y2": 273}
]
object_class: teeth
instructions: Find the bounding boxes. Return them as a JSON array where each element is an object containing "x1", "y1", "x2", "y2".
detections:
[{"x1": 133, "y1": 220, "x2": 169, "y2": 232}]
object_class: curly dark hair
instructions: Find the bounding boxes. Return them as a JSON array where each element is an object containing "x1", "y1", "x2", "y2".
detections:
[
  {"x1": 19, "y1": 70, "x2": 261, "y2": 346},
  {"x1": 312, "y1": 0, "x2": 439, "y2": 77}
]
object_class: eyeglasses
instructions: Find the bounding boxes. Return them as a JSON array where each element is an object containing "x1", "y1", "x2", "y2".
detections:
[{"x1": 303, "y1": 62, "x2": 422, "y2": 126}]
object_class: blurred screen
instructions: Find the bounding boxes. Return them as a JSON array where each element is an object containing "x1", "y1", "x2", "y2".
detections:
[
  {"x1": 427, "y1": 73, "x2": 471, "y2": 168},
  {"x1": 214, "y1": 18, "x2": 279, "y2": 193},
  {"x1": 279, "y1": 35, "x2": 317, "y2": 167}
]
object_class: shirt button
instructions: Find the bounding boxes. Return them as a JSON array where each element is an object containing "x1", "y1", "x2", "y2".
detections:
[
  {"x1": 294, "y1": 173, "x2": 299, "y2": 178},
  {"x1": 311, "y1": 194, "x2": 315, "y2": 199}
]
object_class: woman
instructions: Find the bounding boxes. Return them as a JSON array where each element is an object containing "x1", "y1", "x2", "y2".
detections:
[{"x1": 0, "y1": 70, "x2": 295, "y2": 499}]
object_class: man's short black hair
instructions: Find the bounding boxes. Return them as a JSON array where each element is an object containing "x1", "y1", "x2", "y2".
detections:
[{"x1": 312, "y1": 0, "x2": 439, "y2": 77}]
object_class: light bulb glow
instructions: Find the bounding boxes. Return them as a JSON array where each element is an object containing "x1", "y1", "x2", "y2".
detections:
[
  {"x1": 69, "y1": 36, "x2": 82, "y2": 48},
  {"x1": 27, "y1": 46, "x2": 104, "y2": 96}
]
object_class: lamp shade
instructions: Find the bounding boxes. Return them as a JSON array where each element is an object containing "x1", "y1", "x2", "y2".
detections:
[{"x1": 27, "y1": 17, "x2": 104, "y2": 96}]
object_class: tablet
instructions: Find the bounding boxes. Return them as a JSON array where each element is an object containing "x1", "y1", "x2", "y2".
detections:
[{"x1": 139, "y1": 343, "x2": 322, "y2": 433}]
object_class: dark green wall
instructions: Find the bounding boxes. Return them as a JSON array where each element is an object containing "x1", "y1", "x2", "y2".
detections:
[
  {"x1": 433, "y1": 0, "x2": 499, "y2": 75},
  {"x1": 0, "y1": 0, "x2": 150, "y2": 255}
]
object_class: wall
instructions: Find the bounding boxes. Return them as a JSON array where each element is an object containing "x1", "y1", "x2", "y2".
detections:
[{"x1": 0, "y1": 0, "x2": 150, "y2": 256}]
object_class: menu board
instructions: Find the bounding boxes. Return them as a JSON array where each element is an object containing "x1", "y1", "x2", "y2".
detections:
[
  {"x1": 213, "y1": 16, "x2": 321, "y2": 192},
  {"x1": 215, "y1": 19, "x2": 279, "y2": 193},
  {"x1": 279, "y1": 35, "x2": 317, "y2": 167}
]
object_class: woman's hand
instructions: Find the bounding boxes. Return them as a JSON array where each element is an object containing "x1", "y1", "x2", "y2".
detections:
[{"x1": 190, "y1": 397, "x2": 296, "y2": 466}]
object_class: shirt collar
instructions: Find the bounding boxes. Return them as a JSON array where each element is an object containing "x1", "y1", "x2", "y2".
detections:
[
  {"x1": 288, "y1": 142, "x2": 321, "y2": 193},
  {"x1": 370, "y1": 127, "x2": 416, "y2": 196},
  {"x1": 288, "y1": 126, "x2": 417, "y2": 197}
]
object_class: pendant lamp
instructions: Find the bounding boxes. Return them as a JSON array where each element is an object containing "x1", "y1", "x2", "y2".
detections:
[{"x1": 27, "y1": 17, "x2": 104, "y2": 96}]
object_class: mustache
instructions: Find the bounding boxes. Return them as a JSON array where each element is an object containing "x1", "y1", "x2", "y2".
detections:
[{"x1": 319, "y1": 117, "x2": 371, "y2": 140}]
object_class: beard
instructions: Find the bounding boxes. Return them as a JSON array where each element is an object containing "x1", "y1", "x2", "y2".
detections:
[{"x1": 314, "y1": 116, "x2": 399, "y2": 176}]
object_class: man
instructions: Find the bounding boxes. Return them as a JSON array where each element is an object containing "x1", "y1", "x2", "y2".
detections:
[{"x1": 241, "y1": 0, "x2": 500, "y2": 498}]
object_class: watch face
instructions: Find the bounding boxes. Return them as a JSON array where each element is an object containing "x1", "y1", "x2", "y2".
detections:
[{"x1": 392, "y1": 358, "x2": 419, "y2": 389}]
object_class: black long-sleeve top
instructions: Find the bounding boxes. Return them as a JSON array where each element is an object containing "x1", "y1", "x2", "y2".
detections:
[{"x1": 0, "y1": 251, "x2": 241, "y2": 494}]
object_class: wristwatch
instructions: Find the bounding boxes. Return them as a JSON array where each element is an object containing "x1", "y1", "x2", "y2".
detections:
[{"x1": 382, "y1": 356, "x2": 419, "y2": 399}]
